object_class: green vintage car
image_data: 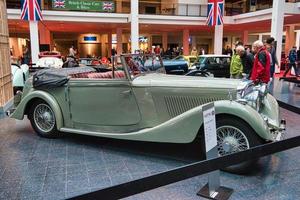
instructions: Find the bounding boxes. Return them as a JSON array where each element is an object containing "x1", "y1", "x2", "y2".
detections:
[{"x1": 9, "y1": 54, "x2": 285, "y2": 170}]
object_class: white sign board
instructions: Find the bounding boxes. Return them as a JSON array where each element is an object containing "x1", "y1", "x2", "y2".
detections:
[{"x1": 203, "y1": 105, "x2": 217, "y2": 152}]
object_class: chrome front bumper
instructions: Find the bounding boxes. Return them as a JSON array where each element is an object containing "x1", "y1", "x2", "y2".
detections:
[
  {"x1": 6, "y1": 108, "x2": 16, "y2": 117},
  {"x1": 270, "y1": 119, "x2": 286, "y2": 141}
]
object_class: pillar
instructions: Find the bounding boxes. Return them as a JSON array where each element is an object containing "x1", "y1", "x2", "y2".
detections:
[
  {"x1": 285, "y1": 25, "x2": 295, "y2": 54},
  {"x1": 29, "y1": 21, "x2": 40, "y2": 63},
  {"x1": 296, "y1": 30, "x2": 300, "y2": 51},
  {"x1": 148, "y1": 35, "x2": 153, "y2": 51},
  {"x1": 116, "y1": 28, "x2": 123, "y2": 55},
  {"x1": 191, "y1": 36, "x2": 197, "y2": 49},
  {"x1": 101, "y1": 34, "x2": 106, "y2": 57},
  {"x1": 39, "y1": 23, "x2": 51, "y2": 50},
  {"x1": 242, "y1": 30, "x2": 248, "y2": 45},
  {"x1": 108, "y1": 32, "x2": 112, "y2": 57},
  {"x1": 116, "y1": 0, "x2": 122, "y2": 13},
  {"x1": 271, "y1": 0, "x2": 285, "y2": 73},
  {"x1": 131, "y1": 0, "x2": 139, "y2": 53},
  {"x1": 162, "y1": 32, "x2": 168, "y2": 51},
  {"x1": 258, "y1": 34, "x2": 263, "y2": 41},
  {"x1": 214, "y1": 25, "x2": 223, "y2": 55},
  {"x1": 0, "y1": 0, "x2": 13, "y2": 113},
  {"x1": 9, "y1": 38, "x2": 22, "y2": 57},
  {"x1": 183, "y1": 29, "x2": 189, "y2": 56}
]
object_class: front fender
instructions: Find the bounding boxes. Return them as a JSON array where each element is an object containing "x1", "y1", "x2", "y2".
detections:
[
  {"x1": 10, "y1": 90, "x2": 63, "y2": 129},
  {"x1": 214, "y1": 100, "x2": 272, "y2": 141},
  {"x1": 156, "y1": 100, "x2": 271, "y2": 143}
]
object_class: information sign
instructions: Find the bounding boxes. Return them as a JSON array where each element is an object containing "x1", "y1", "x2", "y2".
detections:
[{"x1": 52, "y1": 0, "x2": 115, "y2": 12}]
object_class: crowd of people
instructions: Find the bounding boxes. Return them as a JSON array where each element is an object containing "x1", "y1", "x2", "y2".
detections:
[{"x1": 228, "y1": 37, "x2": 300, "y2": 84}]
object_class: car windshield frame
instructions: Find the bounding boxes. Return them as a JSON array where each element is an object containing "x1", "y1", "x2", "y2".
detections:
[
  {"x1": 198, "y1": 57, "x2": 206, "y2": 64},
  {"x1": 121, "y1": 54, "x2": 166, "y2": 80}
]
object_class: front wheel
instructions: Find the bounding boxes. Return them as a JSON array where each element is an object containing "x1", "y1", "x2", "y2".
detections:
[
  {"x1": 216, "y1": 117, "x2": 263, "y2": 174},
  {"x1": 29, "y1": 100, "x2": 59, "y2": 138}
]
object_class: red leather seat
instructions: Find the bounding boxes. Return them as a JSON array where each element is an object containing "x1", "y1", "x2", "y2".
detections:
[{"x1": 85, "y1": 71, "x2": 125, "y2": 79}]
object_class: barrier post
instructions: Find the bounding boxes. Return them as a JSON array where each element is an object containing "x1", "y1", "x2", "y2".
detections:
[{"x1": 197, "y1": 103, "x2": 233, "y2": 200}]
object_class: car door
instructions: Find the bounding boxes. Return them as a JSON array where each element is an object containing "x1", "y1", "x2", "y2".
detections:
[
  {"x1": 214, "y1": 57, "x2": 227, "y2": 77},
  {"x1": 219, "y1": 57, "x2": 231, "y2": 78},
  {"x1": 206, "y1": 57, "x2": 221, "y2": 77},
  {"x1": 67, "y1": 71, "x2": 141, "y2": 127}
]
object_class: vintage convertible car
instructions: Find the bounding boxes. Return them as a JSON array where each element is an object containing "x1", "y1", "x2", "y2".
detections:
[
  {"x1": 11, "y1": 63, "x2": 29, "y2": 94},
  {"x1": 35, "y1": 51, "x2": 63, "y2": 69},
  {"x1": 9, "y1": 54, "x2": 285, "y2": 171}
]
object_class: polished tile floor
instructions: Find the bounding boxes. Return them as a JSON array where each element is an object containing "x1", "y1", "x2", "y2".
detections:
[
  {"x1": 270, "y1": 78, "x2": 300, "y2": 109},
  {"x1": 0, "y1": 108, "x2": 299, "y2": 200}
]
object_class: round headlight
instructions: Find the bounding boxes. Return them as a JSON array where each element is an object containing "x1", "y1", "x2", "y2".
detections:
[{"x1": 244, "y1": 90, "x2": 260, "y2": 111}]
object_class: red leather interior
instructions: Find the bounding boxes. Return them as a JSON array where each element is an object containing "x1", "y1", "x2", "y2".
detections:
[{"x1": 86, "y1": 71, "x2": 125, "y2": 79}]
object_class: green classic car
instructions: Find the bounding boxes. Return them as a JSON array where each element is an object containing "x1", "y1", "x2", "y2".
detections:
[{"x1": 9, "y1": 54, "x2": 285, "y2": 170}]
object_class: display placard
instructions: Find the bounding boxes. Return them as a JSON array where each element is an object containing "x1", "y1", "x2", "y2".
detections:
[
  {"x1": 52, "y1": 0, "x2": 115, "y2": 12},
  {"x1": 202, "y1": 103, "x2": 217, "y2": 152}
]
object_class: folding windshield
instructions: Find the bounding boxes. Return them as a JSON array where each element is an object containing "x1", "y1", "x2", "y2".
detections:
[{"x1": 122, "y1": 54, "x2": 166, "y2": 79}]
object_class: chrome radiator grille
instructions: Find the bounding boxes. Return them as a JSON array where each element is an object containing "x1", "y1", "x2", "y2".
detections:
[{"x1": 164, "y1": 96, "x2": 223, "y2": 117}]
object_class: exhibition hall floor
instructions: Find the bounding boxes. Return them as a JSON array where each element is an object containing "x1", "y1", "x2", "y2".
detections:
[
  {"x1": 270, "y1": 78, "x2": 300, "y2": 110},
  {"x1": 0, "y1": 108, "x2": 299, "y2": 200}
]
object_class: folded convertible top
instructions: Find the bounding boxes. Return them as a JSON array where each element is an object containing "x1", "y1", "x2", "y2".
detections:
[{"x1": 33, "y1": 67, "x2": 96, "y2": 89}]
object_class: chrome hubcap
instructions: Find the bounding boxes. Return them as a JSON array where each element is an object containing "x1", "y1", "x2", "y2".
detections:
[
  {"x1": 33, "y1": 104, "x2": 55, "y2": 132},
  {"x1": 217, "y1": 126, "x2": 250, "y2": 156}
]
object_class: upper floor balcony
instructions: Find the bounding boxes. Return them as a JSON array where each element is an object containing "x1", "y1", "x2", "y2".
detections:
[{"x1": 6, "y1": 0, "x2": 300, "y2": 17}]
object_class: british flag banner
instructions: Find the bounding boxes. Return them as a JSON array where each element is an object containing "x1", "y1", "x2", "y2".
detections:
[
  {"x1": 206, "y1": 0, "x2": 224, "y2": 26},
  {"x1": 53, "y1": 0, "x2": 65, "y2": 8},
  {"x1": 102, "y1": 2, "x2": 114, "y2": 11},
  {"x1": 21, "y1": 0, "x2": 43, "y2": 21}
]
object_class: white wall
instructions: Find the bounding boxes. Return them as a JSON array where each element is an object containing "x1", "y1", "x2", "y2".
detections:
[{"x1": 177, "y1": 0, "x2": 207, "y2": 4}]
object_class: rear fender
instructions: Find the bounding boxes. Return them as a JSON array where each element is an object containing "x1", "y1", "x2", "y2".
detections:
[{"x1": 11, "y1": 90, "x2": 63, "y2": 129}]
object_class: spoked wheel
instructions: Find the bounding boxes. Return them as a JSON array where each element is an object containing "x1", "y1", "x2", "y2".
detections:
[
  {"x1": 29, "y1": 100, "x2": 59, "y2": 138},
  {"x1": 217, "y1": 126, "x2": 250, "y2": 156},
  {"x1": 216, "y1": 117, "x2": 263, "y2": 174}
]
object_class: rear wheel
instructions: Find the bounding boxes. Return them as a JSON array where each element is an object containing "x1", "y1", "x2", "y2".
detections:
[
  {"x1": 28, "y1": 100, "x2": 59, "y2": 138},
  {"x1": 216, "y1": 117, "x2": 263, "y2": 174}
]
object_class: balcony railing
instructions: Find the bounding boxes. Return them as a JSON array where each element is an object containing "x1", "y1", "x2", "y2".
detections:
[
  {"x1": 138, "y1": 1, "x2": 207, "y2": 17},
  {"x1": 6, "y1": 0, "x2": 300, "y2": 17}
]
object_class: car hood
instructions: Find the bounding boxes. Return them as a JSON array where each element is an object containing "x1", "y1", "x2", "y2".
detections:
[{"x1": 132, "y1": 73, "x2": 245, "y2": 90}]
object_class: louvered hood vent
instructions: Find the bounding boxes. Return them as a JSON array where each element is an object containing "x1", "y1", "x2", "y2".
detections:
[{"x1": 164, "y1": 96, "x2": 223, "y2": 117}]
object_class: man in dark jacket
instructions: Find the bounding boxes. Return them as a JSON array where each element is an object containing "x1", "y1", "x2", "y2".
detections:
[
  {"x1": 240, "y1": 48, "x2": 254, "y2": 78},
  {"x1": 250, "y1": 40, "x2": 271, "y2": 84},
  {"x1": 283, "y1": 46, "x2": 298, "y2": 77},
  {"x1": 266, "y1": 37, "x2": 278, "y2": 78}
]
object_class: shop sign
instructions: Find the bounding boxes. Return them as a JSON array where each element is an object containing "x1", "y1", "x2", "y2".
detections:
[{"x1": 52, "y1": 0, "x2": 115, "y2": 12}]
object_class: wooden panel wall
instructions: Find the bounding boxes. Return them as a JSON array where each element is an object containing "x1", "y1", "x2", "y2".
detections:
[{"x1": 0, "y1": 0, "x2": 13, "y2": 107}]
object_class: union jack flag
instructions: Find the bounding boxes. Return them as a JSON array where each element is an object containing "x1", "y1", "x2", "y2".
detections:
[
  {"x1": 102, "y1": 2, "x2": 114, "y2": 11},
  {"x1": 21, "y1": 0, "x2": 43, "y2": 21},
  {"x1": 206, "y1": 0, "x2": 224, "y2": 26},
  {"x1": 53, "y1": 0, "x2": 65, "y2": 8}
]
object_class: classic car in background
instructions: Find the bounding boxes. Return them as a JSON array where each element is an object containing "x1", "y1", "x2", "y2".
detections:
[
  {"x1": 35, "y1": 51, "x2": 63, "y2": 69},
  {"x1": 9, "y1": 54, "x2": 285, "y2": 173},
  {"x1": 190, "y1": 55, "x2": 231, "y2": 78},
  {"x1": 11, "y1": 63, "x2": 29, "y2": 94},
  {"x1": 162, "y1": 56, "x2": 191, "y2": 74}
]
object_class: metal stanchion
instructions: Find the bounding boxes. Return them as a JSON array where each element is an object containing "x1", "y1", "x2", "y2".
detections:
[{"x1": 197, "y1": 103, "x2": 233, "y2": 200}]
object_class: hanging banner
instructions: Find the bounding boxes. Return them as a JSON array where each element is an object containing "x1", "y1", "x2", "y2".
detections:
[
  {"x1": 52, "y1": 0, "x2": 115, "y2": 12},
  {"x1": 21, "y1": 0, "x2": 43, "y2": 21},
  {"x1": 206, "y1": 0, "x2": 224, "y2": 26}
]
